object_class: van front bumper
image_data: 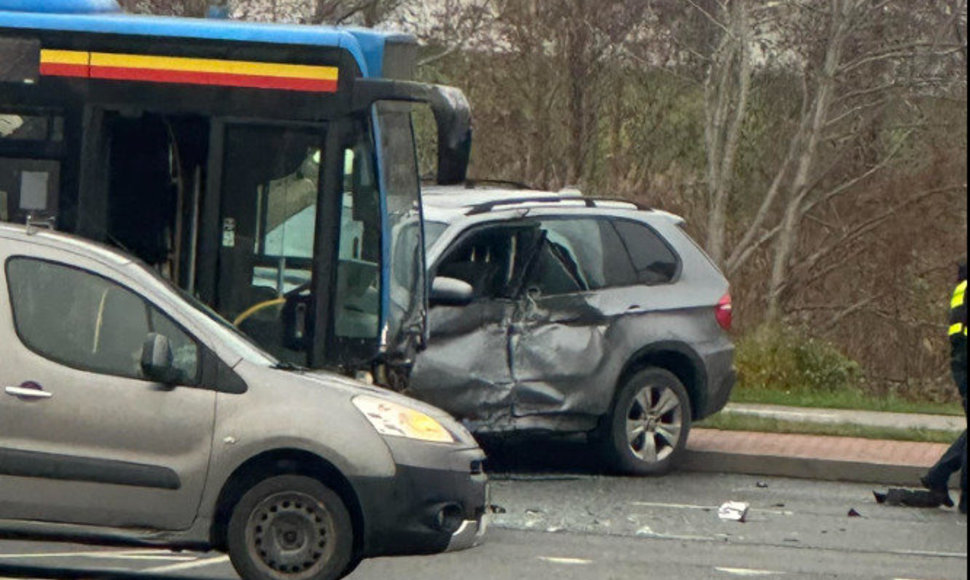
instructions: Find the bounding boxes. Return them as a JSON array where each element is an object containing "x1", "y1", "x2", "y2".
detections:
[{"x1": 351, "y1": 441, "x2": 488, "y2": 558}]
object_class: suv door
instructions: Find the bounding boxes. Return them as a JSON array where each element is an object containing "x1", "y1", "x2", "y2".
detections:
[
  {"x1": 410, "y1": 223, "x2": 541, "y2": 428},
  {"x1": 510, "y1": 218, "x2": 639, "y2": 421},
  {"x1": 0, "y1": 245, "x2": 215, "y2": 531}
]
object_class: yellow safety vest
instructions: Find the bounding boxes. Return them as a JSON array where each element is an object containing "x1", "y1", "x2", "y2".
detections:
[{"x1": 950, "y1": 280, "x2": 967, "y2": 338}]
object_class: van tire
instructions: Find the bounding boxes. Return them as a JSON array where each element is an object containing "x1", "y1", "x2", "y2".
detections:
[{"x1": 227, "y1": 475, "x2": 354, "y2": 580}]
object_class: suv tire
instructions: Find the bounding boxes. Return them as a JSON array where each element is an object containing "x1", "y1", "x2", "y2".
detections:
[
  {"x1": 227, "y1": 475, "x2": 354, "y2": 580},
  {"x1": 600, "y1": 368, "x2": 692, "y2": 475}
]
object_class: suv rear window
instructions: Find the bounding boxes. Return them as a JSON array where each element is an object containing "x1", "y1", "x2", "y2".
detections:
[{"x1": 613, "y1": 220, "x2": 679, "y2": 285}]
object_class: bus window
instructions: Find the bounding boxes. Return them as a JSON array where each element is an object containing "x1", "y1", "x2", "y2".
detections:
[
  {"x1": 0, "y1": 158, "x2": 59, "y2": 224},
  {"x1": 378, "y1": 104, "x2": 425, "y2": 355},
  {"x1": 334, "y1": 146, "x2": 381, "y2": 343}
]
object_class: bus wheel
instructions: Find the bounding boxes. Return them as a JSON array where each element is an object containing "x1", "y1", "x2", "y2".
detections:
[{"x1": 227, "y1": 475, "x2": 354, "y2": 580}]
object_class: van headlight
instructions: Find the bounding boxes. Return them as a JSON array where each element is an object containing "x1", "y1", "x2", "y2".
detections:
[{"x1": 353, "y1": 395, "x2": 455, "y2": 444}]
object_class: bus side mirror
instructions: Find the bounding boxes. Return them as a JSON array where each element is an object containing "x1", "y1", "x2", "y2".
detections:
[
  {"x1": 428, "y1": 85, "x2": 472, "y2": 186},
  {"x1": 430, "y1": 277, "x2": 474, "y2": 307}
]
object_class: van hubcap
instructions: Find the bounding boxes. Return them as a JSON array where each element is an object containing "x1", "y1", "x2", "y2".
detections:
[
  {"x1": 625, "y1": 384, "x2": 683, "y2": 463},
  {"x1": 248, "y1": 491, "x2": 335, "y2": 576}
]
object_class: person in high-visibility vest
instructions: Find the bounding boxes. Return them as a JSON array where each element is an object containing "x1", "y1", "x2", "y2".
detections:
[{"x1": 922, "y1": 259, "x2": 967, "y2": 514}]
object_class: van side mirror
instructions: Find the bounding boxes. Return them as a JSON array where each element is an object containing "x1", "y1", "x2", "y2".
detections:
[
  {"x1": 430, "y1": 277, "x2": 474, "y2": 307},
  {"x1": 141, "y1": 333, "x2": 177, "y2": 384}
]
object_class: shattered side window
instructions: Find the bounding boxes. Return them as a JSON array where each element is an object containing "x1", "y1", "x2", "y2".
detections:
[
  {"x1": 528, "y1": 240, "x2": 585, "y2": 296},
  {"x1": 436, "y1": 225, "x2": 535, "y2": 299}
]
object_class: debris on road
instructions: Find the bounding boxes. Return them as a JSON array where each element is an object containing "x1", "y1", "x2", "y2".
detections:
[
  {"x1": 873, "y1": 488, "x2": 948, "y2": 508},
  {"x1": 718, "y1": 501, "x2": 750, "y2": 522},
  {"x1": 756, "y1": 481, "x2": 769, "y2": 489},
  {"x1": 847, "y1": 508, "x2": 863, "y2": 517}
]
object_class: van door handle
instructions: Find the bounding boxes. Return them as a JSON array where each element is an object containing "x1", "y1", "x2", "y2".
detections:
[{"x1": 5, "y1": 385, "x2": 53, "y2": 400}]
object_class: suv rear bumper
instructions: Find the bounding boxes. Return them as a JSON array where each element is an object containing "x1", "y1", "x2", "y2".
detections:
[{"x1": 698, "y1": 345, "x2": 736, "y2": 419}]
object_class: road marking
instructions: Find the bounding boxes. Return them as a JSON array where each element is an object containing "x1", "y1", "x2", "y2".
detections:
[
  {"x1": 631, "y1": 501, "x2": 793, "y2": 516},
  {"x1": 144, "y1": 554, "x2": 230, "y2": 573},
  {"x1": 0, "y1": 550, "x2": 192, "y2": 561},
  {"x1": 538, "y1": 556, "x2": 593, "y2": 566},
  {"x1": 889, "y1": 549, "x2": 967, "y2": 560},
  {"x1": 716, "y1": 567, "x2": 785, "y2": 576}
]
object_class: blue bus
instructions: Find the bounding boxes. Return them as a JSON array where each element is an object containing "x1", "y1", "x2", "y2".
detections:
[{"x1": 0, "y1": 0, "x2": 471, "y2": 381}]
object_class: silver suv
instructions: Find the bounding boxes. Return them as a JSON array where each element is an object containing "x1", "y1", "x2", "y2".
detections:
[
  {"x1": 0, "y1": 224, "x2": 487, "y2": 580},
  {"x1": 409, "y1": 185, "x2": 736, "y2": 475}
]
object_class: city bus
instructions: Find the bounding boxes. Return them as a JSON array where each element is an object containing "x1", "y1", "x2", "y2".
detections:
[{"x1": 0, "y1": 0, "x2": 471, "y2": 384}]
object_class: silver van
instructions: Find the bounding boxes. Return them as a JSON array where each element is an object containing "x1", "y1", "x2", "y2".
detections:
[{"x1": 0, "y1": 224, "x2": 488, "y2": 580}]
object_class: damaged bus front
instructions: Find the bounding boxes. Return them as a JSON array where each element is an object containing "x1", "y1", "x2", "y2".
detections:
[{"x1": 0, "y1": 0, "x2": 471, "y2": 383}]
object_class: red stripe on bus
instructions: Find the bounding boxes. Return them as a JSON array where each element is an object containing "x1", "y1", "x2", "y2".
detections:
[
  {"x1": 89, "y1": 66, "x2": 338, "y2": 92},
  {"x1": 39, "y1": 62, "x2": 90, "y2": 77}
]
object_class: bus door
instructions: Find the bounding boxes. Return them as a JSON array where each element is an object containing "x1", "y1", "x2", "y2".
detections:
[
  {"x1": 100, "y1": 112, "x2": 210, "y2": 286},
  {"x1": 204, "y1": 121, "x2": 383, "y2": 368}
]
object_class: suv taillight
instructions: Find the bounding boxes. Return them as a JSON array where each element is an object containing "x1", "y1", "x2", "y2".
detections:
[{"x1": 715, "y1": 293, "x2": 733, "y2": 331}]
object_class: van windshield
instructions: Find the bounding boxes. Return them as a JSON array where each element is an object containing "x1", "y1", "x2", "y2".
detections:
[{"x1": 142, "y1": 265, "x2": 279, "y2": 367}]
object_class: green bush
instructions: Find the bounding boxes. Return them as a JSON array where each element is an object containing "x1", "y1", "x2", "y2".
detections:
[{"x1": 736, "y1": 324, "x2": 863, "y2": 395}]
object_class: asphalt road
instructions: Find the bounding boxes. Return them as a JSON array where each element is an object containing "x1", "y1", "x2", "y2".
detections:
[{"x1": 1, "y1": 472, "x2": 966, "y2": 580}]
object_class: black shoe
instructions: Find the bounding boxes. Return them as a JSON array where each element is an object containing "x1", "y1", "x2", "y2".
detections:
[{"x1": 920, "y1": 475, "x2": 954, "y2": 508}]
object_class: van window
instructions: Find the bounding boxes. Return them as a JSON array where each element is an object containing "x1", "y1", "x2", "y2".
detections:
[{"x1": 6, "y1": 258, "x2": 199, "y2": 383}]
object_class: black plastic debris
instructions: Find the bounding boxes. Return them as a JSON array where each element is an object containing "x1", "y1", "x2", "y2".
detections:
[
  {"x1": 873, "y1": 488, "x2": 948, "y2": 508},
  {"x1": 756, "y1": 481, "x2": 769, "y2": 489},
  {"x1": 847, "y1": 508, "x2": 863, "y2": 517}
]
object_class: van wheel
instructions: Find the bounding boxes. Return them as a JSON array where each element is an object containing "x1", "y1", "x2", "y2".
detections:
[
  {"x1": 227, "y1": 475, "x2": 354, "y2": 580},
  {"x1": 599, "y1": 368, "x2": 691, "y2": 475}
]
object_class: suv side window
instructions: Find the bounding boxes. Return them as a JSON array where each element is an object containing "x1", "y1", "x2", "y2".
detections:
[
  {"x1": 5, "y1": 258, "x2": 200, "y2": 383},
  {"x1": 612, "y1": 220, "x2": 680, "y2": 285},
  {"x1": 528, "y1": 219, "x2": 637, "y2": 296},
  {"x1": 436, "y1": 225, "x2": 539, "y2": 300}
]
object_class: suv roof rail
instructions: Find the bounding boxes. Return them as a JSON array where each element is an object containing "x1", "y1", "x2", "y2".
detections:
[
  {"x1": 463, "y1": 179, "x2": 536, "y2": 191},
  {"x1": 465, "y1": 196, "x2": 648, "y2": 216}
]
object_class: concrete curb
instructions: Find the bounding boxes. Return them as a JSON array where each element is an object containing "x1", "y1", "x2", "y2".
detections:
[
  {"x1": 681, "y1": 450, "x2": 931, "y2": 486},
  {"x1": 681, "y1": 429, "x2": 959, "y2": 487}
]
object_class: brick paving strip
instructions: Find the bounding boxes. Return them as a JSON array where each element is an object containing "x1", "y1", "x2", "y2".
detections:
[{"x1": 683, "y1": 429, "x2": 954, "y2": 486}]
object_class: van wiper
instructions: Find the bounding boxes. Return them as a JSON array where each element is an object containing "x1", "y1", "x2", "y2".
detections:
[{"x1": 273, "y1": 361, "x2": 306, "y2": 372}]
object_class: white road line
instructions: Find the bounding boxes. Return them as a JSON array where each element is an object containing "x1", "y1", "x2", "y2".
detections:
[
  {"x1": 144, "y1": 554, "x2": 230, "y2": 573},
  {"x1": 890, "y1": 549, "x2": 967, "y2": 560},
  {"x1": 538, "y1": 556, "x2": 593, "y2": 566},
  {"x1": 0, "y1": 550, "x2": 191, "y2": 561},
  {"x1": 631, "y1": 501, "x2": 793, "y2": 516},
  {"x1": 715, "y1": 567, "x2": 785, "y2": 576}
]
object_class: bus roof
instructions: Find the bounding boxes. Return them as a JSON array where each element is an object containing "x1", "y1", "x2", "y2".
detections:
[{"x1": 0, "y1": 1, "x2": 413, "y2": 78}]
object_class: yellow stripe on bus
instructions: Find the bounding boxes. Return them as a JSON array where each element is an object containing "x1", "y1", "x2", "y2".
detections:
[
  {"x1": 40, "y1": 49, "x2": 90, "y2": 66},
  {"x1": 89, "y1": 52, "x2": 339, "y2": 81}
]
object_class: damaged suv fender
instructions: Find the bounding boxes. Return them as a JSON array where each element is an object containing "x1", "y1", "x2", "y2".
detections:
[{"x1": 612, "y1": 341, "x2": 709, "y2": 422}]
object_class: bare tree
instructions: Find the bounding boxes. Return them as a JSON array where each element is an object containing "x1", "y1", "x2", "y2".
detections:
[
  {"x1": 706, "y1": 0, "x2": 967, "y2": 321},
  {"x1": 701, "y1": 0, "x2": 754, "y2": 266}
]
